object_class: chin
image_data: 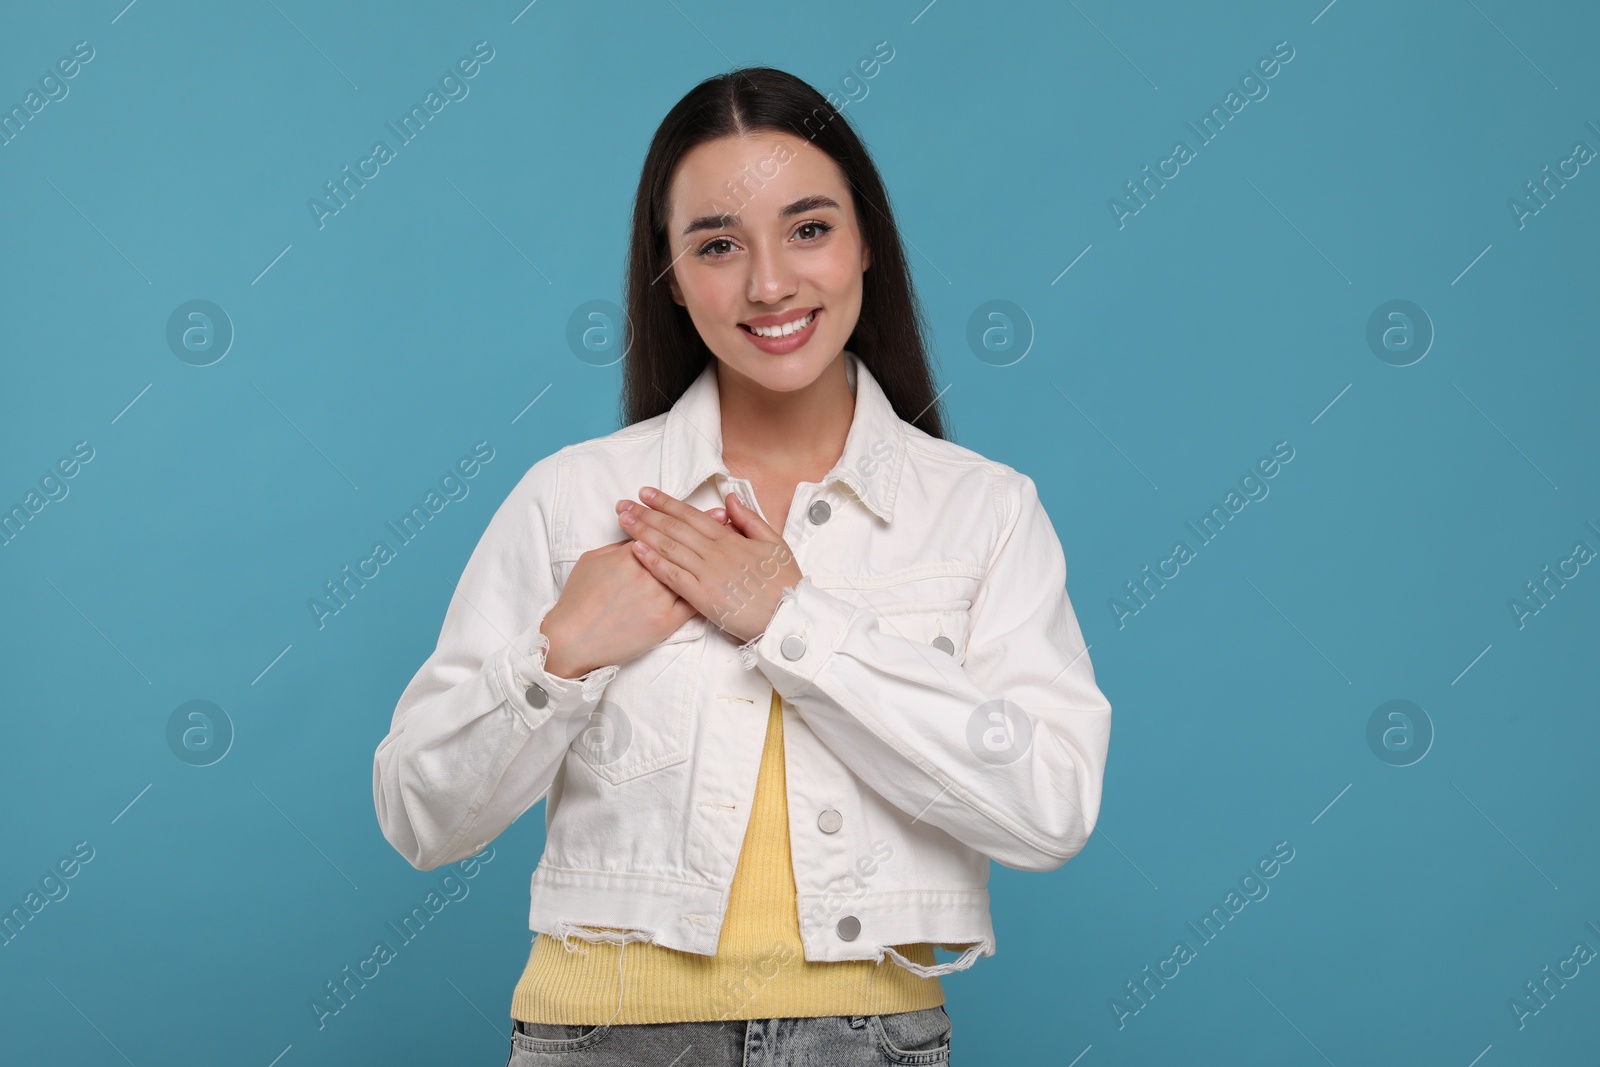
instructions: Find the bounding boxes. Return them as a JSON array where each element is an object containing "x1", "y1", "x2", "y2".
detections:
[{"x1": 719, "y1": 341, "x2": 840, "y2": 394}]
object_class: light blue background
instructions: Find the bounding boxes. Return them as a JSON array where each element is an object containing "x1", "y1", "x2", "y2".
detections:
[{"x1": 2, "y1": 1, "x2": 1597, "y2": 1064}]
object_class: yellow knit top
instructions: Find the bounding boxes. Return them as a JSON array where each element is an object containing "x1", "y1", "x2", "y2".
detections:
[{"x1": 510, "y1": 687, "x2": 948, "y2": 1023}]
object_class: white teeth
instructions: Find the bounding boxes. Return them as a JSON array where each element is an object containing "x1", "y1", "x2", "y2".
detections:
[{"x1": 748, "y1": 311, "x2": 815, "y2": 338}]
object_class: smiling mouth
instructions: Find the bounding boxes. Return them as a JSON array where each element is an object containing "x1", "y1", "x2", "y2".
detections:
[{"x1": 739, "y1": 309, "x2": 818, "y2": 338}]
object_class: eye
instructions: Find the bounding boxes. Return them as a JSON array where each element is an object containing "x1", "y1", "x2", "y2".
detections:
[
  {"x1": 691, "y1": 220, "x2": 833, "y2": 260},
  {"x1": 693, "y1": 237, "x2": 739, "y2": 259}
]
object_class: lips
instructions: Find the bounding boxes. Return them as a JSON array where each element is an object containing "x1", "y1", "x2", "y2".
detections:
[
  {"x1": 740, "y1": 308, "x2": 817, "y2": 338},
  {"x1": 739, "y1": 308, "x2": 821, "y2": 354}
]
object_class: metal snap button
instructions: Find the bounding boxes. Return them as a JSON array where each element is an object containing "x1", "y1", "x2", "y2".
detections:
[
  {"x1": 932, "y1": 635, "x2": 955, "y2": 655},
  {"x1": 817, "y1": 808, "x2": 843, "y2": 833},
  {"x1": 780, "y1": 634, "x2": 807, "y2": 660},
  {"x1": 524, "y1": 682, "x2": 549, "y2": 709},
  {"x1": 836, "y1": 915, "x2": 860, "y2": 941},
  {"x1": 807, "y1": 499, "x2": 832, "y2": 525}
]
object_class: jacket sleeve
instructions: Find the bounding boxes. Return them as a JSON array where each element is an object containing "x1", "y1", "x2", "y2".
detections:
[
  {"x1": 744, "y1": 471, "x2": 1112, "y2": 873},
  {"x1": 373, "y1": 449, "x2": 621, "y2": 872}
]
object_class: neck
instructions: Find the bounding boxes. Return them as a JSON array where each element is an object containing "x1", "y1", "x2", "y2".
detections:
[{"x1": 717, "y1": 353, "x2": 854, "y2": 481}]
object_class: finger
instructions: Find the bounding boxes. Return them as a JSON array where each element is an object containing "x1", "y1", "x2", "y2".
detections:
[
  {"x1": 630, "y1": 538, "x2": 699, "y2": 603},
  {"x1": 634, "y1": 486, "x2": 728, "y2": 540},
  {"x1": 723, "y1": 491, "x2": 783, "y2": 542},
  {"x1": 618, "y1": 502, "x2": 707, "y2": 571}
]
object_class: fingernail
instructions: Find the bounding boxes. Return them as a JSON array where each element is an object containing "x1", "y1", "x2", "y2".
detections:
[{"x1": 640, "y1": 487, "x2": 657, "y2": 501}]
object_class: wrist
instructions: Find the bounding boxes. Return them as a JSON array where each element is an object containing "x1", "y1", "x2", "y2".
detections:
[{"x1": 538, "y1": 612, "x2": 589, "y2": 680}]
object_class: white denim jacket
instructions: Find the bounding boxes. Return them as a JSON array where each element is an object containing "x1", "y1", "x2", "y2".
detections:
[{"x1": 373, "y1": 350, "x2": 1112, "y2": 978}]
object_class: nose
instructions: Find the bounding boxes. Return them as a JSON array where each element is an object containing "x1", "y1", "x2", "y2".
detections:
[{"x1": 745, "y1": 237, "x2": 798, "y2": 305}]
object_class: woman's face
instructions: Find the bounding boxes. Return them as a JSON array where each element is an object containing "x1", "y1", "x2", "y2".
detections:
[{"x1": 664, "y1": 130, "x2": 871, "y2": 395}]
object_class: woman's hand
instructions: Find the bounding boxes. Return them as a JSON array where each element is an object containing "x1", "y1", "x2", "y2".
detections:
[
  {"x1": 538, "y1": 540, "x2": 701, "y2": 678},
  {"x1": 615, "y1": 486, "x2": 803, "y2": 644}
]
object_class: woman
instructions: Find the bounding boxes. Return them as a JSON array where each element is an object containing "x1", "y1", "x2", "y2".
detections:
[{"x1": 373, "y1": 66, "x2": 1112, "y2": 1065}]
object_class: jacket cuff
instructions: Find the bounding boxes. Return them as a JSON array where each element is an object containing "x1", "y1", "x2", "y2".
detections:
[
  {"x1": 495, "y1": 600, "x2": 620, "y2": 728},
  {"x1": 745, "y1": 576, "x2": 857, "y2": 690}
]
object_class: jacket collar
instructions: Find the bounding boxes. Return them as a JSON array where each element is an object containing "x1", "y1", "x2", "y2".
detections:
[{"x1": 659, "y1": 349, "x2": 906, "y2": 523}]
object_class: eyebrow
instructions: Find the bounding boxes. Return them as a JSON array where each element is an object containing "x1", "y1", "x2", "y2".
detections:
[{"x1": 679, "y1": 194, "x2": 841, "y2": 237}]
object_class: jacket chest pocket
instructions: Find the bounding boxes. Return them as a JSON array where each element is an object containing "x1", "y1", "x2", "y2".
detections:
[
  {"x1": 575, "y1": 615, "x2": 706, "y2": 785},
  {"x1": 873, "y1": 598, "x2": 972, "y2": 664}
]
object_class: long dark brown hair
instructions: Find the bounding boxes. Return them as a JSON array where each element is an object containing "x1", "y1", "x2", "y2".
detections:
[{"x1": 619, "y1": 66, "x2": 947, "y2": 440}]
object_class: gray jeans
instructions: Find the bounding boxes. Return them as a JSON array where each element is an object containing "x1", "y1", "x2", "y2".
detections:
[{"x1": 505, "y1": 1005, "x2": 953, "y2": 1065}]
